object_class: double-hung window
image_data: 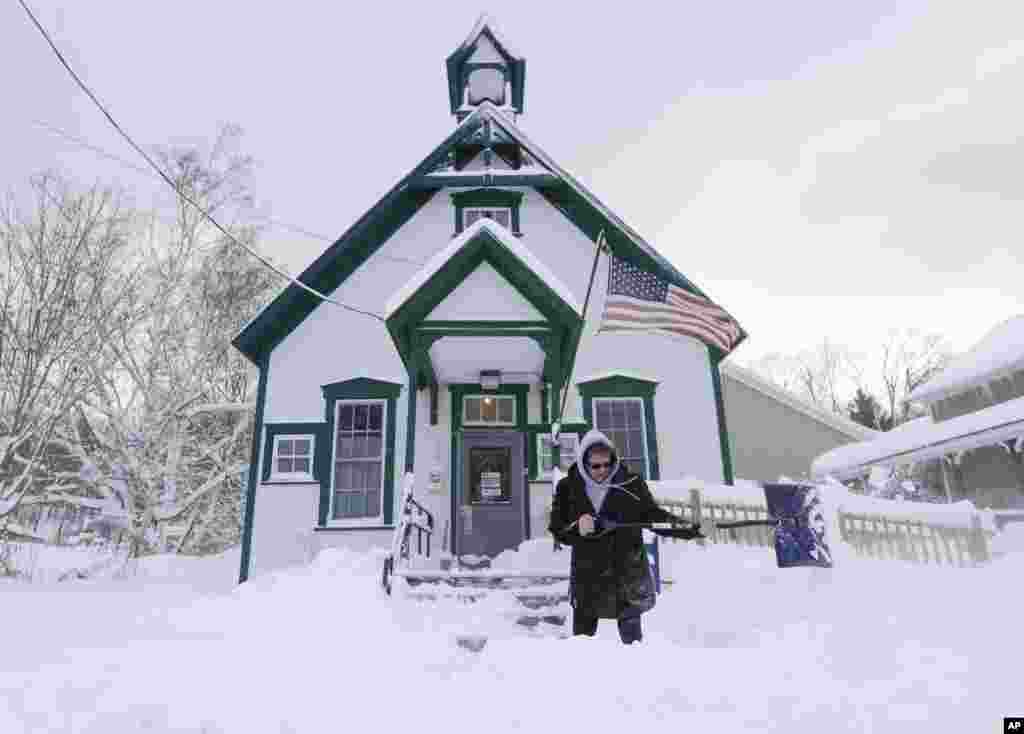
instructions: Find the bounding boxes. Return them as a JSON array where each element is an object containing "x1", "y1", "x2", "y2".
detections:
[
  {"x1": 592, "y1": 398, "x2": 650, "y2": 479},
  {"x1": 332, "y1": 401, "x2": 386, "y2": 520}
]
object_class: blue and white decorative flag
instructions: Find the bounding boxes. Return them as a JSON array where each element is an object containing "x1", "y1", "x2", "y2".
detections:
[{"x1": 763, "y1": 483, "x2": 833, "y2": 569}]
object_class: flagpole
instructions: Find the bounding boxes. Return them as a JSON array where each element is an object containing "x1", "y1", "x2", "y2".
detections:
[{"x1": 553, "y1": 229, "x2": 607, "y2": 439}]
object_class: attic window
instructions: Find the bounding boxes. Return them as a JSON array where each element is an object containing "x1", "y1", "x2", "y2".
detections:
[
  {"x1": 464, "y1": 207, "x2": 510, "y2": 229},
  {"x1": 452, "y1": 189, "x2": 523, "y2": 237}
]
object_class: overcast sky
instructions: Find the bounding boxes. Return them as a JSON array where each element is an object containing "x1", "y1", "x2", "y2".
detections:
[{"x1": 6, "y1": 1, "x2": 1024, "y2": 365}]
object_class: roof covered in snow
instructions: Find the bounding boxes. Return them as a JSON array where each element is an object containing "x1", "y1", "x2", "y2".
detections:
[
  {"x1": 233, "y1": 102, "x2": 747, "y2": 364},
  {"x1": 811, "y1": 394, "x2": 1024, "y2": 480},
  {"x1": 910, "y1": 314, "x2": 1024, "y2": 404},
  {"x1": 722, "y1": 361, "x2": 878, "y2": 441},
  {"x1": 575, "y1": 369, "x2": 661, "y2": 385},
  {"x1": 383, "y1": 217, "x2": 582, "y2": 318}
]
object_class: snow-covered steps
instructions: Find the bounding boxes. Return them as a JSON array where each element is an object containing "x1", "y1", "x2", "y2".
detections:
[
  {"x1": 402, "y1": 587, "x2": 569, "y2": 630},
  {"x1": 392, "y1": 569, "x2": 572, "y2": 649},
  {"x1": 394, "y1": 569, "x2": 569, "y2": 589},
  {"x1": 402, "y1": 588, "x2": 568, "y2": 607}
]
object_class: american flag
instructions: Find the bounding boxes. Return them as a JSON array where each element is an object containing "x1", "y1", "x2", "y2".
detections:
[{"x1": 599, "y1": 254, "x2": 744, "y2": 354}]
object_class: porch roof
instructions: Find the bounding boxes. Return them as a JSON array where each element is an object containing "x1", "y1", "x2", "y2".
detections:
[
  {"x1": 811, "y1": 394, "x2": 1024, "y2": 480},
  {"x1": 383, "y1": 217, "x2": 581, "y2": 318}
]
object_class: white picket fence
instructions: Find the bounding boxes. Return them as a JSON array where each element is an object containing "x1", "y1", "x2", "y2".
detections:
[{"x1": 652, "y1": 481, "x2": 996, "y2": 568}]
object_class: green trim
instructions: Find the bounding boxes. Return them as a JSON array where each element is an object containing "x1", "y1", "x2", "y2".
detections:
[
  {"x1": 239, "y1": 355, "x2": 269, "y2": 584},
  {"x1": 405, "y1": 369, "x2": 417, "y2": 472},
  {"x1": 411, "y1": 172, "x2": 558, "y2": 189},
  {"x1": 540, "y1": 384, "x2": 549, "y2": 424},
  {"x1": 261, "y1": 423, "x2": 328, "y2": 482},
  {"x1": 386, "y1": 228, "x2": 581, "y2": 388},
  {"x1": 577, "y1": 374, "x2": 660, "y2": 481},
  {"x1": 708, "y1": 348, "x2": 735, "y2": 485},
  {"x1": 420, "y1": 320, "x2": 549, "y2": 330},
  {"x1": 451, "y1": 189, "x2": 524, "y2": 236},
  {"x1": 320, "y1": 378, "x2": 402, "y2": 525}
]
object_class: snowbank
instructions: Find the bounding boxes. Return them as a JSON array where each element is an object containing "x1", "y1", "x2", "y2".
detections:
[{"x1": 1, "y1": 542, "x2": 1019, "y2": 733}]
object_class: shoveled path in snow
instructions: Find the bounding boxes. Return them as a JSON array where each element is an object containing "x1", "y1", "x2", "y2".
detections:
[{"x1": 0, "y1": 544, "x2": 1016, "y2": 733}]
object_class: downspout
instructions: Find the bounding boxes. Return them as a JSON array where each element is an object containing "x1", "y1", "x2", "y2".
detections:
[
  {"x1": 709, "y1": 347, "x2": 735, "y2": 486},
  {"x1": 238, "y1": 353, "x2": 269, "y2": 584}
]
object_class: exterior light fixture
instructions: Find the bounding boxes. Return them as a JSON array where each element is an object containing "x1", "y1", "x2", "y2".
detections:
[{"x1": 480, "y1": 370, "x2": 501, "y2": 391}]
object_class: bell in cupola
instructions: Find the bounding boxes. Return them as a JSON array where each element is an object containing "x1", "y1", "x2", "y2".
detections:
[{"x1": 446, "y1": 14, "x2": 526, "y2": 123}]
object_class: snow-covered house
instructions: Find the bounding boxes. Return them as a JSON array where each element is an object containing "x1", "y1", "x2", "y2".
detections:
[
  {"x1": 231, "y1": 16, "x2": 870, "y2": 581},
  {"x1": 812, "y1": 315, "x2": 1024, "y2": 509},
  {"x1": 720, "y1": 362, "x2": 875, "y2": 482}
]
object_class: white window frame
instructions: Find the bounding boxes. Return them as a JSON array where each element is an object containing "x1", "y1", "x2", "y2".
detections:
[
  {"x1": 592, "y1": 397, "x2": 651, "y2": 479},
  {"x1": 462, "y1": 394, "x2": 516, "y2": 427},
  {"x1": 463, "y1": 207, "x2": 511, "y2": 230},
  {"x1": 536, "y1": 433, "x2": 579, "y2": 480},
  {"x1": 328, "y1": 399, "x2": 387, "y2": 526},
  {"x1": 269, "y1": 434, "x2": 316, "y2": 482}
]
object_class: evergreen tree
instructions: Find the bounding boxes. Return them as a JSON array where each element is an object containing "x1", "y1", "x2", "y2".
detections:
[{"x1": 847, "y1": 388, "x2": 893, "y2": 431}]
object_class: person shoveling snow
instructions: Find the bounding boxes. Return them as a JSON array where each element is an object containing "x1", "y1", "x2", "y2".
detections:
[{"x1": 549, "y1": 429, "x2": 704, "y2": 644}]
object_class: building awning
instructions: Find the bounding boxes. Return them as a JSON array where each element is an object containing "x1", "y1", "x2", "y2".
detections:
[{"x1": 812, "y1": 395, "x2": 1024, "y2": 480}]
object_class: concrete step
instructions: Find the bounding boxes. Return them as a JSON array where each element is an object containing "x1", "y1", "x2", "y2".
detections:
[
  {"x1": 391, "y1": 567, "x2": 573, "y2": 653},
  {"x1": 402, "y1": 588, "x2": 568, "y2": 608},
  {"x1": 395, "y1": 569, "x2": 570, "y2": 589}
]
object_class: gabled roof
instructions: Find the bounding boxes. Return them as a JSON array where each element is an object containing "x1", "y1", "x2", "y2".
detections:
[
  {"x1": 909, "y1": 314, "x2": 1024, "y2": 404},
  {"x1": 232, "y1": 102, "x2": 745, "y2": 365},
  {"x1": 384, "y1": 219, "x2": 583, "y2": 384},
  {"x1": 385, "y1": 217, "x2": 581, "y2": 317}
]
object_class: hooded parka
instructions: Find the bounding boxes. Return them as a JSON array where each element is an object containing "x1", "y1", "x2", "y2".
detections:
[{"x1": 548, "y1": 429, "x2": 701, "y2": 620}]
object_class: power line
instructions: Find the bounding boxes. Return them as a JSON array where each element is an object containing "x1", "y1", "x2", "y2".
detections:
[
  {"x1": 28, "y1": 118, "x2": 429, "y2": 267},
  {"x1": 17, "y1": 0, "x2": 385, "y2": 322}
]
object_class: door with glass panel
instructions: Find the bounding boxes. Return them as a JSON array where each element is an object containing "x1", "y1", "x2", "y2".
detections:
[
  {"x1": 331, "y1": 400, "x2": 386, "y2": 520},
  {"x1": 456, "y1": 429, "x2": 526, "y2": 559}
]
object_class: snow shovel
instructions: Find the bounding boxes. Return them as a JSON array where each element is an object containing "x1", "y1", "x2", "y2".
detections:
[
  {"x1": 709, "y1": 483, "x2": 834, "y2": 569},
  {"x1": 582, "y1": 483, "x2": 834, "y2": 569}
]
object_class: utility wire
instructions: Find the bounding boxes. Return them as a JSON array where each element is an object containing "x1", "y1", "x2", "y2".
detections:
[
  {"x1": 18, "y1": 0, "x2": 385, "y2": 322},
  {"x1": 28, "y1": 118, "x2": 428, "y2": 267}
]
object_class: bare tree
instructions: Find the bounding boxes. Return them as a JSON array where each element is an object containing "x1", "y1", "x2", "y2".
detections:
[
  {"x1": 853, "y1": 328, "x2": 952, "y2": 426},
  {"x1": 748, "y1": 338, "x2": 855, "y2": 415},
  {"x1": 76, "y1": 126, "x2": 277, "y2": 556},
  {"x1": 0, "y1": 173, "x2": 139, "y2": 530}
]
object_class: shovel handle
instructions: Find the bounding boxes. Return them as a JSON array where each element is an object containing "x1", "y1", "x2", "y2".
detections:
[{"x1": 713, "y1": 519, "x2": 777, "y2": 530}]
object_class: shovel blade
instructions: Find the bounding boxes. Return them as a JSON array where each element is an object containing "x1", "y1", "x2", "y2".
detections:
[{"x1": 763, "y1": 483, "x2": 833, "y2": 569}]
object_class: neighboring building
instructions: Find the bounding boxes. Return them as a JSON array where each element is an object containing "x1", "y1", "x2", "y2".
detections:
[
  {"x1": 230, "y1": 16, "x2": 871, "y2": 581},
  {"x1": 720, "y1": 362, "x2": 876, "y2": 482},
  {"x1": 812, "y1": 315, "x2": 1024, "y2": 509}
]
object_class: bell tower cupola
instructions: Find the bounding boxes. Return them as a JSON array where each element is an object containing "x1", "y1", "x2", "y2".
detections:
[{"x1": 446, "y1": 14, "x2": 526, "y2": 123}]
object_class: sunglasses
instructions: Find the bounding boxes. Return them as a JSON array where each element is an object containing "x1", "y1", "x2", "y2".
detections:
[{"x1": 588, "y1": 461, "x2": 611, "y2": 470}]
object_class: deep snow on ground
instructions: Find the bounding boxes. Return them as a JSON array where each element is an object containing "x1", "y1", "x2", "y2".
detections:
[{"x1": 1, "y1": 539, "x2": 1019, "y2": 734}]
